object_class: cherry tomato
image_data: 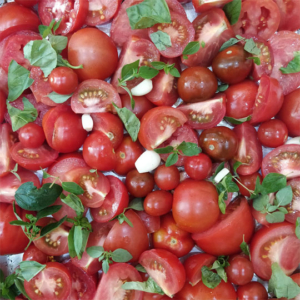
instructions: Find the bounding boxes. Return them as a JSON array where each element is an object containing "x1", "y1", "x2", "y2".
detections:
[
  {"x1": 18, "y1": 123, "x2": 45, "y2": 148},
  {"x1": 23, "y1": 244, "x2": 49, "y2": 264},
  {"x1": 286, "y1": 178, "x2": 300, "y2": 224},
  {"x1": 237, "y1": 282, "x2": 268, "y2": 300},
  {"x1": 184, "y1": 153, "x2": 212, "y2": 181},
  {"x1": 49, "y1": 67, "x2": 78, "y2": 95},
  {"x1": 154, "y1": 164, "x2": 180, "y2": 191},
  {"x1": 144, "y1": 190, "x2": 173, "y2": 217},
  {"x1": 237, "y1": 173, "x2": 262, "y2": 197}
]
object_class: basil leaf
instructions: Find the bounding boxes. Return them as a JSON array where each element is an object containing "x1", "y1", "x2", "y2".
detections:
[
  {"x1": 135, "y1": 264, "x2": 147, "y2": 273},
  {"x1": 224, "y1": 115, "x2": 252, "y2": 125},
  {"x1": 201, "y1": 266, "x2": 221, "y2": 289},
  {"x1": 280, "y1": 52, "x2": 300, "y2": 74},
  {"x1": 15, "y1": 182, "x2": 63, "y2": 211},
  {"x1": 261, "y1": 173, "x2": 287, "y2": 194},
  {"x1": 296, "y1": 217, "x2": 300, "y2": 239},
  {"x1": 165, "y1": 152, "x2": 178, "y2": 167},
  {"x1": 151, "y1": 61, "x2": 166, "y2": 70},
  {"x1": 275, "y1": 186, "x2": 293, "y2": 206},
  {"x1": 139, "y1": 66, "x2": 159, "y2": 79},
  {"x1": 102, "y1": 260, "x2": 110, "y2": 274},
  {"x1": 223, "y1": 0, "x2": 242, "y2": 25},
  {"x1": 61, "y1": 193, "x2": 84, "y2": 214},
  {"x1": 177, "y1": 141, "x2": 201, "y2": 156},
  {"x1": 244, "y1": 38, "x2": 261, "y2": 56},
  {"x1": 128, "y1": 198, "x2": 144, "y2": 211},
  {"x1": 218, "y1": 191, "x2": 227, "y2": 214},
  {"x1": 121, "y1": 60, "x2": 140, "y2": 81},
  {"x1": 222, "y1": 174, "x2": 239, "y2": 193},
  {"x1": 112, "y1": 249, "x2": 133, "y2": 262},
  {"x1": 39, "y1": 19, "x2": 55, "y2": 38},
  {"x1": 153, "y1": 146, "x2": 174, "y2": 154},
  {"x1": 86, "y1": 246, "x2": 104, "y2": 259},
  {"x1": 266, "y1": 211, "x2": 285, "y2": 223},
  {"x1": 126, "y1": 0, "x2": 171, "y2": 30},
  {"x1": 253, "y1": 195, "x2": 269, "y2": 212},
  {"x1": 240, "y1": 235, "x2": 251, "y2": 258},
  {"x1": 247, "y1": 56, "x2": 261, "y2": 65},
  {"x1": 122, "y1": 277, "x2": 164, "y2": 295},
  {"x1": 10, "y1": 220, "x2": 30, "y2": 226},
  {"x1": 182, "y1": 41, "x2": 200, "y2": 59},
  {"x1": 36, "y1": 205, "x2": 62, "y2": 220},
  {"x1": 219, "y1": 38, "x2": 239, "y2": 52},
  {"x1": 14, "y1": 278, "x2": 32, "y2": 300},
  {"x1": 48, "y1": 92, "x2": 73, "y2": 104},
  {"x1": 217, "y1": 84, "x2": 229, "y2": 92},
  {"x1": 169, "y1": 67, "x2": 180, "y2": 78},
  {"x1": 233, "y1": 161, "x2": 243, "y2": 174},
  {"x1": 74, "y1": 226, "x2": 83, "y2": 259},
  {"x1": 49, "y1": 35, "x2": 68, "y2": 53},
  {"x1": 53, "y1": 19, "x2": 62, "y2": 34},
  {"x1": 213, "y1": 162, "x2": 225, "y2": 179},
  {"x1": 57, "y1": 55, "x2": 83, "y2": 69},
  {"x1": 278, "y1": 207, "x2": 288, "y2": 214},
  {"x1": 19, "y1": 261, "x2": 46, "y2": 282},
  {"x1": 150, "y1": 31, "x2": 172, "y2": 51},
  {"x1": 201, "y1": 41, "x2": 205, "y2": 48},
  {"x1": 61, "y1": 182, "x2": 84, "y2": 195},
  {"x1": 39, "y1": 216, "x2": 67, "y2": 237},
  {"x1": 68, "y1": 226, "x2": 76, "y2": 258},
  {"x1": 267, "y1": 205, "x2": 278, "y2": 213}
]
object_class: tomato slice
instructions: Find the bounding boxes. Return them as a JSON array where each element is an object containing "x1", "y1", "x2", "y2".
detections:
[
  {"x1": 192, "y1": 0, "x2": 232, "y2": 12},
  {"x1": 182, "y1": 8, "x2": 234, "y2": 67},
  {"x1": 71, "y1": 79, "x2": 121, "y2": 114},
  {"x1": 261, "y1": 144, "x2": 300, "y2": 180},
  {"x1": 24, "y1": 262, "x2": 72, "y2": 300},
  {"x1": 139, "y1": 249, "x2": 186, "y2": 297},
  {"x1": 138, "y1": 106, "x2": 187, "y2": 150},
  {"x1": 286, "y1": 178, "x2": 300, "y2": 224}
]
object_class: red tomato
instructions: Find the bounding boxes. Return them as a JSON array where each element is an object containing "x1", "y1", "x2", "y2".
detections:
[
  {"x1": 232, "y1": 123, "x2": 263, "y2": 176},
  {"x1": 19, "y1": 123, "x2": 45, "y2": 148},
  {"x1": 154, "y1": 164, "x2": 180, "y2": 191},
  {"x1": 0, "y1": 3, "x2": 40, "y2": 41},
  {"x1": 15, "y1": 0, "x2": 39, "y2": 6},
  {"x1": 261, "y1": 144, "x2": 300, "y2": 180},
  {"x1": 237, "y1": 282, "x2": 268, "y2": 300},
  {"x1": 0, "y1": 90, "x2": 6, "y2": 123},
  {"x1": 49, "y1": 67, "x2": 78, "y2": 95},
  {"x1": 232, "y1": 0, "x2": 280, "y2": 40},
  {"x1": 192, "y1": 198, "x2": 255, "y2": 256},
  {"x1": 182, "y1": 8, "x2": 234, "y2": 67},
  {"x1": 140, "y1": 249, "x2": 186, "y2": 297},
  {"x1": 250, "y1": 222, "x2": 300, "y2": 280},
  {"x1": 138, "y1": 106, "x2": 187, "y2": 150},
  {"x1": 38, "y1": 0, "x2": 88, "y2": 35},
  {"x1": 184, "y1": 153, "x2": 212, "y2": 181},
  {"x1": 136, "y1": 211, "x2": 160, "y2": 234},
  {"x1": 24, "y1": 262, "x2": 72, "y2": 300},
  {"x1": 192, "y1": 0, "x2": 232, "y2": 12},
  {"x1": 144, "y1": 190, "x2": 173, "y2": 217},
  {"x1": 23, "y1": 244, "x2": 49, "y2": 264},
  {"x1": 237, "y1": 173, "x2": 262, "y2": 198},
  {"x1": 0, "y1": 66, "x2": 8, "y2": 95},
  {"x1": 173, "y1": 180, "x2": 220, "y2": 233},
  {"x1": 286, "y1": 178, "x2": 300, "y2": 224}
]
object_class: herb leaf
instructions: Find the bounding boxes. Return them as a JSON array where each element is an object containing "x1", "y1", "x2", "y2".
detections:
[
  {"x1": 280, "y1": 52, "x2": 300, "y2": 74},
  {"x1": 19, "y1": 261, "x2": 46, "y2": 282},
  {"x1": 224, "y1": 115, "x2": 252, "y2": 125},
  {"x1": 165, "y1": 152, "x2": 178, "y2": 167},
  {"x1": 223, "y1": 0, "x2": 242, "y2": 25},
  {"x1": 61, "y1": 193, "x2": 85, "y2": 214},
  {"x1": 244, "y1": 38, "x2": 261, "y2": 56},
  {"x1": 265, "y1": 211, "x2": 285, "y2": 223},
  {"x1": 48, "y1": 92, "x2": 73, "y2": 104},
  {"x1": 150, "y1": 31, "x2": 172, "y2": 51},
  {"x1": 61, "y1": 182, "x2": 84, "y2": 195},
  {"x1": 153, "y1": 145, "x2": 174, "y2": 154},
  {"x1": 296, "y1": 217, "x2": 300, "y2": 239},
  {"x1": 176, "y1": 141, "x2": 201, "y2": 156},
  {"x1": 36, "y1": 205, "x2": 62, "y2": 220},
  {"x1": 86, "y1": 246, "x2": 104, "y2": 258},
  {"x1": 138, "y1": 66, "x2": 159, "y2": 79},
  {"x1": 122, "y1": 277, "x2": 164, "y2": 295},
  {"x1": 49, "y1": 35, "x2": 68, "y2": 53},
  {"x1": 217, "y1": 84, "x2": 229, "y2": 92},
  {"x1": 128, "y1": 198, "x2": 144, "y2": 211},
  {"x1": 39, "y1": 216, "x2": 67, "y2": 237},
  {"x1": 111, "y1": 249, "x2": 133, "y2": 262},
  {"x1": 240, "y1": 235, "x2": 251, "y2": 258},
  {"x1": 182, "y1": 41, "x2": 200, "y2": 59},
  {"x1": 57, "y1": 55, "x2": 83, "y2": 69},
  {"x1": 201, "y1": 266, "x2": 222, "y2": 289}
]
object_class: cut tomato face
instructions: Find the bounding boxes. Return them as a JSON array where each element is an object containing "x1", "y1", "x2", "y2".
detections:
[
  {"x1": 71, "y1": 79, "x2": 121, "y2": 114},
  {"x1": 261, "y1": 144, "x2": 300, "y2": 180},
  {"x1": 138, "y1": 106, "x2": 187, "y2": 150},
  {"x1": 285, "y1": 178, "x2": 300, "y2": 224},
  {"x1": 250, "y1": 222, "x2": 300, "y2": 280}
]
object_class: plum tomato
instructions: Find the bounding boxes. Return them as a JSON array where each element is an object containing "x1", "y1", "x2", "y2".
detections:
[
  {"x1": 154, "y1": 164, "x2": 180, "y2": 191},
  {"x1": 49, "y1": 67, "x2": 78, "y2": 95},
  {"x1": 136, "y1": 211, "x2": 160, "y2": 234},
  {"x1": 23, "y1": 244, "x2": 50, "y2": 264},
  {"x1": 173, "y1": 180, "x2": 219, "y2": 233},
  {"x1": 192, "y1": 0, "x2": 232, "y2": 13},
  {"x1": 236, "y1": 282, "x2": 268, "y2": 300},
  {"x1": 177, "y1": 66, "x2": 218, "y2": 103},
  {"x1": 18, "y1": 123, "x2": 45, "y2": 149},
  {"x1": 237, "y1": 173, "x2": 262, "y2": 198},
  {"x1": 184, "y1": 153, "x2": 212, "y2": 181},
  {"x1": 285, "y1": 178, "x2": 300, "y2": 224},
  {"x1": 144, "y1": 190, "x2": 173, "y2": 217},
  {"x1": 121, "y1": 94, "x2": 154, "y2": 119}
]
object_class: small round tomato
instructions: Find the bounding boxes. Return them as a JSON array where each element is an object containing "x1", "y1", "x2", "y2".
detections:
[
  {"x1": 23, "y1": 244, "x2": 49, "y2": 264},
  {"x1": 49, "y1": 67, "x2": 78, "y2": 95},
  {"x1": 144, "y1": 190, "x2": 173, "y2": 217},
  {"x1": 237, "y1": 173, "x2": 262, "y2": 197},
  {"x1": 177, "y1": 66, "x2": 218, "y2": 103},
  {"x1": 236, "y1": 282, "x2": 268, "y2": 300},
  {"x1": 184, "y1": 153, "x2": 212, "y2": 180},
  {"x1": 199, "y1": 126, "x2": 239, "y2": 161},
  {"x1": 286, "y1": 178, "x2": 300, "y2": 224},
  {"x1": 126, "y1": 170, "x2": 155, "y2": 198},
  {"x1": 212, "y1": 45, "x2": 253, "y2": 84},
  {"x1": 154, "y1": 164, "x2": 180, "y2": 191},
  {"x1": 18, "y1": 123, "x2": 45, "y2": 148}
]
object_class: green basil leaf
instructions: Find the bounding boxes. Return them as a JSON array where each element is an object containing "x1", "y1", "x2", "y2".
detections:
[
  {"x1": 176, "y1": 141, "x2": 202, "y2": 157},
  {"x1": 244, "y1": 38, "x2": 261, "y2": 56},
  {"x1": 278, "y1": 207, "x2": 288, "y2": 214},
  {"x1": 267, "y1": 205, "x2": 279, "y2": 213},
  {"x1": 7, "y1": 60, "x2": 34, "y2": 102},
  {"x1": 57, "y1": 55, "x2": 83, "y2": 69},
  {"x1": 47, "y1": 91, "x2": 73, "y2": 104},
  {"x1": 112, "y1": 249, "x2": 133, "y2": 262},
  {"x1": 153, "y1": 145, "x2": 174, "y2": 154},
  {"x1": 53, "y1": 19, "x2": 62, "y2": 34},
  {"x1": 266, "y1": 211, "x2": 285, "y2": 223},
  {"x1": 222, "y1": 174, "x2": 239, "y2": 193},
  {"x1": 126, "y1": 0, "x2": 171, "y2": 30},
  {"x1": 240, "y1": 235, "x2": 251, "y2": 258},
  {"x1": 74, "y1": 226, "x2": 83, "y2": 259},
  {"x1": 121, "y1": 60, "x2": 140, "y2": 81},
  {"x1": 19, "y1": 261, "x2": 46, "y2": 282},
  {"x1": 201, "y1": 266, "x2": 221, "y2": 289},
  {"x1": 122, "y1": 277, "x2": 164, "y2": 295},
  {"x1": 296, "y1": 217, "x2": 300, "y2": 239},
  {"x1": 275, "y1": 186, "x2": 293, "y2": 206},
  {"x1": 182, "y1": 41, "x2": 200, "y2": 57},
  {"x1": 86, "y1": 246, "x2": 104, "y2": 259},
  {"x1": 135, "y1": 264, "x2": 147, "y2": 273},
  {"x1": 39, "y1": 19, "x2": 55, "y2": 38},
  {"x1": 61, "y1": 182, "x2": 84, "y2": 195},
  {"x1": 217, "y1": 84, "x2": 229, "y2": 92},
  {"x1": 253, "y1": 195, "x2": 269, "y2": 212},
  {"x1": 150, "y1": 31, "x2": 172, "y2": 51},
  {"x1": 68, "y1": 226, "x2": 76, "y2": 258},
  {"x1": 247, "y1": 56, "x2": 261, "y2": 65},
  {"x1": 224, "y1": 115, "x2": 252, "y2": 125},
  {"x1": 49, "y1": 35, "x2": 68, "y2": 52},
  {"x1": 123, "y1": 214, "x2": 134, "y2": 228},
  {"x1": 36, "y1": 205, "x2": 62, "y2": 220},
  {"x1": 128, "y1": 198, "x2": 144, "y2": 211},
  {"x1": 139, "y1": 66, "x2": 159, "y2": 79},
  {"x1": 201, "y1": 41, "x2": 206, "y2": 48},
  {"x1": 215, "y1": 267, "x2": 227, "y2": 283},
  {"x1": 218, "y1": 191, "x2": 227, "y2": 214},
  {"x1": 102, "y1": 259, "x2": 110, "y2": 274},
  {"x1": 219, "y1": 38, "x2": 239, "y2": 52},
  {"x1": 261, "y1": 173, "x2": 287, "y2": 194},
  {"x1": 9, "y1": 220, "x2": 30, "y2": 226},
  {"x1": 213, "y1": 162, "x2": 225, "y2": 179},
  {"x1": 280, "y1": 52, "x2": 300, "y2": 74},
  {"x1": 5, "y1": 274, "x2": 17, "y2": 288},
  {"x1": 61, "y1": 193, "x2": 84, "y2": 214},
  {"x1": 165, "y1": 152, "x2": 179, "y2": 167},
  {"x1": 39, "y1": 216, "x2": 67, "y2": 237},
  {"x1": 151, "y1": 61, "x2": 166, "y2": 70},
  {"x1": 42, "y1": 169, "x2": 52, "y2": 179},
  {"x1": 233, "y1": 161, "x2": 243, "y2": 174},
  {"x1": 223, "y1": 0, "x2": 242, "y2": 25},
  {"x1": 14, "y1": 278, "x2": 32, "y2": 300},
  {"x1": 169, "y1": 67, "x2": 180, "y2": 78}
]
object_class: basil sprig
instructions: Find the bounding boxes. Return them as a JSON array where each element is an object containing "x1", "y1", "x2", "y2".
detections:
[
  {"x1": 151, "y1": 61, "x2": 180, "y2": 77},
  {"x1": 240, "y1": 235, "x2": 251, "y2": 258},
  {"x1": 280, "y1": 52, "x2": 300, "y2": 74},
  {"x1": 150, "y1": 31, "x2": 172, "y2": 51},
  {"x1": 223, "y1": 0, "x2": 242, "y2": 25},
  {"x1": 122, "y1": 277, "x2": 165, "y2": 295},
  {"x1": 0, "y1": 269, "x2": 20, "y2": 300}
]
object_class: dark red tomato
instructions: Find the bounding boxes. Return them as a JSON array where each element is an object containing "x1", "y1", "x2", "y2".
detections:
[
  {"x1": 148, "y1": 12, "x2": 194, "y2": 58},
  {"x1": 104, "y1": 210, "x2": 149, "y2": 262},
  {"x1": 140, "y1": 249, "x2": 186, "y2": 297},
  {"x1": 138, "y1": 106, "x2": 187, "y2": 150},
  {"x1": 154, "y1": 164, "x2": 180, "y2": 191},
  {"x1": 192, "y1": 0, "x2": 232, "y2": 12},
  {"x1": 82, "y1": 131, "x2": 117, "y2": 171},
  {"x1": 33, "y1": 218, "x2": 69, "y2": 257},
  {"x1": 173, "y1": 180, "x2": 219, "y2": 233},
  {"x1": 237, "y1": 282, "x2": 268, "y2": 300},
  {"x1": 232, "y1": 123, "x2": 263, "y2": 176},
  {"x1": 68, "y1": 28, "x2": 118, "y2": 81},
  {"x1": 192, "y1": 198, "x2": 255, "y2": 256},
  {"x1": 125, "y1": 170, "x2": 155, "y2": 198},
  {"x1": 0, "y1": 90, "x2": 6, "y2": 123},
  {"x1": 269, "y1": 31, "x2": 300, "y2": 96},
  {"x1": 90, "y1": 175, "x2": 129, "y2": 223},
  {"x1": 0, "y1": 67, "x2": 8, "y2": 95},
  {"x1": 114, "y1": 135, "x2": 144, "y2": 176},
  {"x1": 93, "y1": 263, "x2": 143, "y2": 300},
  {"x1": 0, "y1": 168, "x2": 40, "y2": 204},
  {"x1": 277, "y1": 88, "x2": 300, "y2": 137},
  {"x1": 225, "y1": 80, "x2": 258, "y2": 120},
  {"x1": 178, "y1": 67, "x2": 218, "y2": 103},
  {"x1": 91, "y1": 112, "x2": 123, "y2": 149},
  {"x1": 15, "y1": 0, "x2": 39, "y2": 7},
  {"x1": 24, "y1": 262, "x2": 72, "y2": 300},
  {"x1": 262, "y1": 144, "x2": 300, "y2": 180},
  {"x1": 286, "y1": 178, "x2": 300, "y2": 224},
  {"x1": 237, "y1": 173, "x2": 262, "y2": 197},
  {"x1": 177, "y1": 94, "x2": 226, "y2": 130},
  {"x1": 182, "y1": 8, "x2": 234, "y2": 67},
  {"x1": 212, "y1": 45, "x2": 253, "y2": 84},
  {"x1": 184, "y1": 153, "x2": 212, "y2": 181},
  {"x1": 144, "y1": 190, "x2": 173, "y2": 217},
  {"x1": 250, "y1": 222, "x2": 300, "y2": 280},
  {"x1": 232, "y1": 0, "x2": 280, "y2": 40},
  {"x1": 153, "y1": 213, "x2": 194, "y2": 258},
  {"x1": 19, "y1": 123, "x2": 45, "y2": 148},
  {"x1": 49, "y1": 67, "x2": 78, "y2": 95},
  {"x1": 0, "y1": 3, "x2": 40, "y2": 41},
  {"x1": 23, "y1": 244, "x2": 49, "y2": 264},
  {"x1": 184, "y1": 253, "x2": 216, "y2": 286},
  {"x1": 0, "y1": 203, "x2": 29, "y2": 255},
  {"x1": 136, "y1": 211, "x2": 160, "y2": 234},
  {"x1": 38, "y1": 0, "x2": 88, "y2": 35},
  {"x1": 199, "y1": 126, "x2": 239, "y2": 161}
]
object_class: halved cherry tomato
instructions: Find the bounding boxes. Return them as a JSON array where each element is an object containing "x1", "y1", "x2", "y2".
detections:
[
  {"x1": 144, "y1": 190, "x2": 173, "y2": 217},
  {"x1": 19, "y1": 123, "x2": 45, "y2": 149},
  {"x1": 192, "y1": 0, "x2": 232, "y2": 12},
  {"x1": 154, "y1": 164, "x2": 180, "y2": 191},
  {"x1": 136, "y1": 211, "x2": 160, "y2": 234},
  {"x1": 126, "y1": 170, "x2": 155, "y2": 198},
  {"x1": 285, "y1": 178, "x2": 300, "y2": 224}
]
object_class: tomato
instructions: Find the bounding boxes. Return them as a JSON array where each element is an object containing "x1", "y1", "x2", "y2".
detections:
[
  {"x1": 285, "y1": 178, "x2": 300, "y2": 224},
  {"x1": 144, "y1": 190, "x2": 173, "y2": 217},
  {"x1": 178, "y1": 66, "x2": 218, "y2": 103},
  {"x1": 0, "y1": 66, "x2": 8, "y2": 95},
  {"x1": 104, "y1": 210, "x2": 149, "y2": 262},
  {"x1": 277, "y1": 88, "x2": 300, "y2": 137},
  {"x1": 68, "y1": 28, "x2": 118, "y2": 81},
  {"x1": 49, "y1": 67, "x2": 78, "y2": 95},
  {"x1": 0, "y1": 168, "x2": 40, "y2": 204},
  {"x1": 261, "y1": 144, "x2": 300, "y2": 180},
  {"x1": 250, "y1": 222, "x2": 300, "y2": 280},
  {"x1": 232, "y1": 0, "x2": 280, "y2": 40},
  {"x1": 136, "y1": 211, "x2": 160, "y2": 234},
  {"x1": 184, "y1": 253, "x2": 216, "y2": 286},
  {"x1": 173, "y1": 180, "x2": 219, "y2": 233},
  {"x1": 232, "y1": 123, "x2": 263, "y2": 176},
  {"x1": 192, "y1": 197, "x2": 255, "y2": 256},
  {"x1": 0, "y1": 90, "x2": 6, "y2": 123},
  {"x1": 237, "y1": 173, "x2": 262, "y2": 198},
  {"x1": 199, "y1": 126, "x2": 239, "y2": 161},
  {"x1": 19, "y1": 123, "x2": 45, "y2": 148},
  {"x1": 269, "y1": 31, "x2": 300, "y2": 96},
  {"x1": 237, "y1": 282, "x2": 268, "y2": 300},
  {"x1": 93, "y1": 263, "x2": 143, "y2": 300},
  {"x1": 177, "y1": 94, "x2": 226, "y2": 130},
  {"x1": 154, "y1": 164, "x2": 180, "y2": 191},
  {"x1": 224, "y1": 80, "x2": 258, "y2": 120},
  {"x1": 15, "y1": 0, "x2": 39, "y2": 7},
  {"x1": 90, "y1": 175, "x2": 129, "y2": 223},
  {"x1": 114, "y1": 135, "x2": 144, "y2": 176},
  {"x1": 192, "y1": 0, "x2": 232, "y2": 12},
  {"x1": 184, "y1": 153, "x2": 212, "y2": 181},
  {"x1": 0, "y1": 3, "x2": 40, "y2": 41},
  {"x1": 0, "y1": 203, "x2": 29, "y2": 255},
  {"x1": 138, "y1": 106, "x2": 187, "y2": 150},
  {"x1": 182, "y1": 8, "x2": 234, "y2": 67},
  {"x1": 91, "y1": 112, "x2": 123, "y2": 149},
  {"x1": 140, "y1": 249, "x2": 186, "y2": 297},
  {"x1": 24, "y1": 262, "x2": 72, "y2": 300},
  {"x1": 38, "y1": 0, "x2": 88, "y2": 35},
  {"x1": 23, "y1": 244, "x2": 50, "y2": 264},
  {"x1": 148, "y1": 12, "x2": 194, "y2": 58},
  {"x1": 82, "y1": 131, "x2": 117, "y2": 171}
]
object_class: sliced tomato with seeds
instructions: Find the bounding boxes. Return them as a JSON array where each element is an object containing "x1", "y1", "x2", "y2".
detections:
[
  {"x1": 285, "y1": 178, "x2": 300, "y2": 224},
  {"x1": 192, "y1": 0, "x2": 232, "y2": 12}
]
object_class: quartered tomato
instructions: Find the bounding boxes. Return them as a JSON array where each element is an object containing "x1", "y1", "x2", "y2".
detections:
[
  {"x1": 0, "y1": 67, "x2": 8, "y2": 95},
  {"x1": 285, "y1": 178, "x2": 300, "y2": 224}
]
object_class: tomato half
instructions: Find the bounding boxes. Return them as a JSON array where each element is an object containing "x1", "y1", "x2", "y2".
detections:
[{"x1": 286, "y1": 178, "x2": 300, "y2": 224}]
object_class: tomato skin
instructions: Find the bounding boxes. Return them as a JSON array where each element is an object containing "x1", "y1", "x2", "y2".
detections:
[
  {"x1": 23, "y1": 244, "x2": 49, "y2": 264},
  {"x1": 274, "y1": 0, "x2": 300, "y2": 31},
  {"x1": 286, "y1": 178, "x2": 300, "y2": 224},
  {"x1": 192, "y1": 0, "x2": 231, "y2": 12},
  {"x1": 237, "y1": 282, "x2": 268, "y2": 300},
  {"x1": 154, "y1": 164, "x2": 180, "y2": 191},
  {"x1": 49, "y1": 67, "x2": 78, "y2": 95},
  {"x1": 0, "y1": 90, "x2": 6, "y2": 123},
  {"x1": 18, "y1": 123, "x2": 45, "y2": 148},
  {"x1": 136, "y1": 211, "x2": 160, "y2": 234},
  {"x1": 15, "y1": 0, "x2": 39, "y2": 7},
  {"x1": 144, "y1": 190, "x2": 173, "y2": 217},
  {"x1": 237, "y1": 173, "x2": 262, "y2": 197},
  {"x1": 184, "y1": 153, "x2": 212, "y2": 181},
  {"x1": 126, "y1": 170, "x2": 155, "y2": 198}
]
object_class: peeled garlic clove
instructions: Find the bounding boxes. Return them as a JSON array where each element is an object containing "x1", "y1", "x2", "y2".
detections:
[
  {"x1": 82, "y1": 114, "x2": 93, "y2": 132},
  {"x1": 285, "y1": 137, "x2": 300, "y2": 145},
  {"x1": 135, "y1": 150, "x2": 161, "y2": 173},
  {"x1": 131, "y1": 79, "x2": 153, "y2": 96},
  {"x1": 214, "y1": 168, "x2": 230, "y2": 183}
]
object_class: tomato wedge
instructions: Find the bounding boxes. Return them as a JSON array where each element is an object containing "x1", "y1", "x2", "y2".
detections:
[{"x1": 286, "y1": 178, "x2": 300, "y2": 224}]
